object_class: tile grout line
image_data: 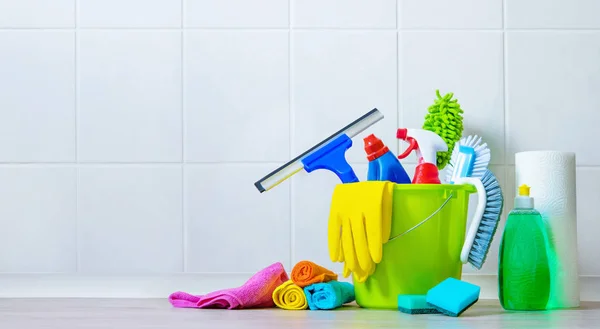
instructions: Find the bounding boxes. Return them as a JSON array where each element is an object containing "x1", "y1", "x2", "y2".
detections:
[
  {"x1": 396, "y1": 0, "x2": 399, "y2": 29},
  {"x1": 502, "y1": 0, "x2": 510, "y2": 170},
  {"x1": 396, "y1": 0, "x2": 401, "y2": 155},
  {"x1": 74, "y1": 0, "x2": 80, "y2": 273},
  {"x1": 288, "y1": 0, "x2": 294, "y2": 269},
  {"x1": 181, "y1": 0, "x2": 187, "y2": 273},
  {"x1": 0, "y1": 162, "x2": 597, "y2": 168},
  {"x1": 0, "y1": 162, "x2": 292, "y2": 166},
  {"x1": 4, "y1": 27, "x2": 600, "y2": 31},
  {"x1": 501, "y1": 0, "x2": 511, "y2": 212}
]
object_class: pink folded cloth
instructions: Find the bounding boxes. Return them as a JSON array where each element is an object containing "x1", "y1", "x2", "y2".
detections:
[{"x1": 169, "y1": 262, "x2": 289, "y2": 309}]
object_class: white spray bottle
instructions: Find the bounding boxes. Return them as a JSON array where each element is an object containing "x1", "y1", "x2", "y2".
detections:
[{"x1": 396, "y1": 128, "x2": 447, "y2": 184}]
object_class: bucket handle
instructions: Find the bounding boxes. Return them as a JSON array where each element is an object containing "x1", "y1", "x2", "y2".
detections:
[
  {"x1": 387, "y1": 191, "x2": 455, "y2": 242},
  {"x1": 387, "y1": 179, "x2": 487, "y2": 263}
]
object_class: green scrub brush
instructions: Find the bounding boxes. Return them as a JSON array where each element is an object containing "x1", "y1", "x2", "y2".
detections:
[{"x1": 422, "y1": 90, "x2": 464, "y2": 169}]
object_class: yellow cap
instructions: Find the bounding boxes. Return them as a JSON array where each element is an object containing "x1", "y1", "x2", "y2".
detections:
[{"x1": 518, "y1": 184, "x2": 530, "y2": 197}]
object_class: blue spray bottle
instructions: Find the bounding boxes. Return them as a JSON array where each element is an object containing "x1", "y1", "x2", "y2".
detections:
[{"x1": 364, "y1": 134, "x2": 411, "y2": 184}]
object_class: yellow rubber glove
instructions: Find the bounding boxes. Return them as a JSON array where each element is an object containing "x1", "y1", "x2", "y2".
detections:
[{"x1": 328, "y1": 181, "x2": 394, "y2": 282}]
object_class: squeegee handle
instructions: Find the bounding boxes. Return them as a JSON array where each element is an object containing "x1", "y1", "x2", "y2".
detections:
[{"x1": 301, "y1": 134, "x2": 359, "y2": 184}]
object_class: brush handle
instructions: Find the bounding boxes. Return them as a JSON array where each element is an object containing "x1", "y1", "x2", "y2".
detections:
[{"x1": 453, "y1": 177, "x2": 487, "y2": 265}]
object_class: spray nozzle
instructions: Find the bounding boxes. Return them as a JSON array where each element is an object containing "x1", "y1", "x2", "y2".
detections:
[
  {"x1": 396, "y1": 128, "x2": 421, "y2": 160},
  {"x1": 397, "y1": 137, "x2": 419, "y2": 160},
  {"x1": 396, "y1": 128, "x2": 448, "y2": 184},
  {"x1": 396, "y1": 128, "x2": 446, "y2": 164}
]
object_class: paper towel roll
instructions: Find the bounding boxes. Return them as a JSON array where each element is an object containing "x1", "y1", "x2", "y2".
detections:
[{"x1": 515, "y1": 151, "x2": 579, "y2": 309}]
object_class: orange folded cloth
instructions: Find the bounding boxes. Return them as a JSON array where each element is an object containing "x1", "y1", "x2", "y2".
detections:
[{"x1": 291, "y1": 261, "x2": 338, "y2": 288}]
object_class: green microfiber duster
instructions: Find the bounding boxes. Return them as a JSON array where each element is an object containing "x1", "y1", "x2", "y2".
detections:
[{"x1": 423, "y1": 90, "x2": 464, "y2": 169}]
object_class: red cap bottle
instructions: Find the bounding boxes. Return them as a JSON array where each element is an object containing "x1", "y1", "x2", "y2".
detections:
[
  {"x1": 364, "y1": 134, "x2": 389, "y2": 161},
  {"x1": 412, "y1": 162, "x2": 441, "y2": 184}
]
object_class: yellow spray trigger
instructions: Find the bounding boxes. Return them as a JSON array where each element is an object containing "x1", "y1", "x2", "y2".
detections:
[{"x1": 327, "y1": 181, "x2": 394, "y2": 282}]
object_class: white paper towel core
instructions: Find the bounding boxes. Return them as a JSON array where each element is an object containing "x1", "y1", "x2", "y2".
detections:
[{"x1": 515, "y1": 151, "x2": 579, "y2": 309}]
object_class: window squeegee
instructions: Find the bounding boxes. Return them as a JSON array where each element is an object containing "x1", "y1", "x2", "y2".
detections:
[{"x1": 254, "y1": 108, "x2": 384, "y2": 193}]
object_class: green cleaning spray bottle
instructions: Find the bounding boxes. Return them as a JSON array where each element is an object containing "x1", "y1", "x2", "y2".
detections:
[{"x1": 498, "y1": 184, "x2": 551, "y2": 310}]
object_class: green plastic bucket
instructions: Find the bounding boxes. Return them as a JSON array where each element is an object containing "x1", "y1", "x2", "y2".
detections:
[{"x1": 353, "y1": 183, "x2": 477, "y2": 309}]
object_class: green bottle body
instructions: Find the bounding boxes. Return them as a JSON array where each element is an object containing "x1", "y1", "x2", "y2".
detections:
[{"x1": 498, "y1": 208, "x2": 551, "y2": 310}]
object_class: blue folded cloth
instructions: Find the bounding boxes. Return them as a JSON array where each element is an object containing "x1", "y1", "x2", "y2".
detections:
[{"x1": 303, "y1": 281, "x2": 355, "y2": 310}]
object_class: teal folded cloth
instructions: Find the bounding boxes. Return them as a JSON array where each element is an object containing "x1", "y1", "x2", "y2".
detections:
[{"x1": 303, "y1": 281, "x2": 355, "y2": 310}]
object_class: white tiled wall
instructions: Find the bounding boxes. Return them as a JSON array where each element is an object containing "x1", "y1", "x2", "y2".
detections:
[{"x1": 0, "y1": 0, "x2": 599, "y2": 298}]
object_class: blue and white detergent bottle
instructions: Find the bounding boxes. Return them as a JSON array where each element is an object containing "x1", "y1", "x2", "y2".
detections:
[{"x1": 363, "y1": 134, "x2": 411, "y2": 184}]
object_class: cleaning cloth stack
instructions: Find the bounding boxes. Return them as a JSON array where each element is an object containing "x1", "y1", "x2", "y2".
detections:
[
  {"x1": 168, "y1": 260, "x2": 355, "y2": 311},
  {"x1": 273, "y1": 260, "x2": 355, "y2": 310}
]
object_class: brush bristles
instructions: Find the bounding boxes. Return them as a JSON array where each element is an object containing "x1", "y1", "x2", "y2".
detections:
[
  {"x1": 468, "y1": 170, "x2": 504, "y2": 269},
  {"x1": 445, "y1": 135, "x2": 491, "y2": 183},
  {"x1": 462, "y1": 135, "x2": 482, "y2": 148}
]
